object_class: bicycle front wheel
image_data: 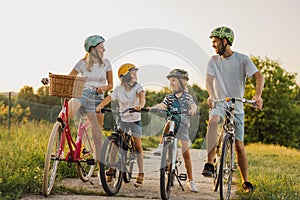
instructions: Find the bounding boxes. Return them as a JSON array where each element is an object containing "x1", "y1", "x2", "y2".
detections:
[
  {"x1": 219, "y1": 134, "x2": 234, "y2": 200},
  {"x1": 160, "y1": 140, "x2": 173, "y2": 200},
  {"x1": 213, "y1": 133, "x2": 223, "y2": 191},
  {"x1": 77, "y1": 123, "x2": 96, "y2": 182},
  {"x1": 42, "y1": 122, "x2": 63, "y2": 196},
  {"x1": 123, "y1": 145, "x2": 135, "y2": 183},
  {"x1": 99, "y1": 136, "x2": 123, "y2": 196}
]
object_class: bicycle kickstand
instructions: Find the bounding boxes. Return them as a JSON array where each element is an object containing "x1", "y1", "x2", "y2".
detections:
[{"x1": 175, "y1": 174, "x2": 185, "y2": 191}]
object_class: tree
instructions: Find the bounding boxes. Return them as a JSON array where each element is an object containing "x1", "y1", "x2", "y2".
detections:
[
  {"x1": 244, "y1": 56, "x2": 300, "y2": 149},
  {"x1": 17, "y1": 86, "x2": 38, "y2": 102}
]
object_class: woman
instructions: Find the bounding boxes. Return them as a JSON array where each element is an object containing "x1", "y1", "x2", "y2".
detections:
[{"x1": 64, "y1": 35, "x2": 113, "y2": 185}]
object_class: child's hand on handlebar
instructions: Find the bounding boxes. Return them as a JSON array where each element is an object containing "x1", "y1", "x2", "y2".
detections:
[{"x1": 96, "y1": 105, "x2": 102, "y2": 113}]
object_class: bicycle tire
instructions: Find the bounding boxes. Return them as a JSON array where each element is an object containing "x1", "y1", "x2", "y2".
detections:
[
  {"x1": 213, "y1": 133, "x2": 223, "y2": 191},
  {"x1": 160, "y1": 139, "x2": 173, "y2": 200},
  {"x1": 123, "y1": 146, "x2": 134, "y2": 183},
  {"x1": 77, "y1": 123, "x2": 96, "y2": 182},
  {"x1": 99, "y1": 135, "x2": 123, "y2": 196},
  {"x1": 219, "y1": 133, "x2": 234, "y2": 200},
  {"x1": 42, "y1": 122, "x2": 63, "y2": 196}
]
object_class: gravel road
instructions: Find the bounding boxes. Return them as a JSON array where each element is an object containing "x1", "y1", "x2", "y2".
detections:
[{"x1": 21, "y1": 149, "x2": 237, "y2": 200}]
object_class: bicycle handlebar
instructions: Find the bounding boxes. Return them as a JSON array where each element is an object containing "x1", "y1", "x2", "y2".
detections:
[
  {"x1": 148, "y1": 108, "x2": 200, "y2": 116},
  {"x1": 98, "y1": 107, "x2": 148, "y2": 114},
  {"x1": 213, "y1": 97, "x2": 257, "y2": 108}
]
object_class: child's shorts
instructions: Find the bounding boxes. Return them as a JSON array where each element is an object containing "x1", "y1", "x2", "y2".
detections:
[{"x1": 120, "y1": 121, "x2": 142, "y2": 138}]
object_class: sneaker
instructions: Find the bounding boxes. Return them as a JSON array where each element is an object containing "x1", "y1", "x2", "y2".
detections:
[
  {"x1": 105, "y1": 168, "x2": 116, "y2": 183},
  {"x1": 154, "y1": 144, "x2": 163, "y2": 156},
  {"x1": 187, "y1": 180, "x2": 199, "y2": 193},
  {"x1": 202, "y1": 163, "x2": 214, "y2": 177},
  {"x1": 242, "y1": 181, "x2": 255, "y2": 193},
  {"x1": 134, "y1": 172, "x2": 144, "y2": 187}
]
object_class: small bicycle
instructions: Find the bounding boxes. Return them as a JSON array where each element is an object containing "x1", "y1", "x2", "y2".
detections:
[
  {"x1": 212, "y1": 97, "x2": 256, "y2": 200},
  {"x1": 150, "y1": 109, "x2": 199, "y2": 200},
  {"x1": 98, "y1": 107, "x2": 146, "y2": 196},
  {"x1": 41, "y1": 74, "x2": 96, "y2": 196}
]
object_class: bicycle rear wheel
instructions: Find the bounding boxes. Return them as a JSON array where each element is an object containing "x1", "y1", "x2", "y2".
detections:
[
  {"x1": 219, "y1": 134, "x2": 234, "y2": 200},
  {"x1": 42, "y1": 122, "x2": 63, "y2": 196},
  {"x1": 160, "y1": 140, "x2": 173, "y2": 200},
  {"x1": 77, "y1": 123, "x2": 96, "y2": 182},
  {"x1": 99, "y1": 135, "x2": 123, "y2": 196}
]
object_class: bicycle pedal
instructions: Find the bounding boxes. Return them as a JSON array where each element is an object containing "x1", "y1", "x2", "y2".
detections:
[
  {"x1": 233, "y1": 164, "x2": 238, "y2": 171},
  {"x1": 86, "y1": 158, "x2": 95, "y2": 165},
  {"x1": 82, "y1": 148, "x2": 90, "y2": 155},
  {"x1": 178, "y1": 173, "x2": 187, "y2": 181}
]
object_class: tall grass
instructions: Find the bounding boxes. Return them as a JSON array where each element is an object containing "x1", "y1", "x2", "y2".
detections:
[
  {"x1": 0, "y1": 122, "x2": 48, "y2": 199},
  {"x1": 235, "y1": 143, "x2": 300, "y2": 200}
]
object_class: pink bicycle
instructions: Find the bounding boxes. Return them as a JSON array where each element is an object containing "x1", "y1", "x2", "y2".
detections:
[{"x1": 42, "y1": 74, "x2": 96, "y2": 196}]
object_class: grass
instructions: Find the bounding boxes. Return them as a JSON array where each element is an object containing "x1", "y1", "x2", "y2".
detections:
[
  {"x1": 1, "y1": 123, "x2": 299, "y2": 200},
  {"x1": 234, "y1": 143, "x2": 300, "y2": 200}
]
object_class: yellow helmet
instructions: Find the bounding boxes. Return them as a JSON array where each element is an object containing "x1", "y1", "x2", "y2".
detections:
[{"x1": 118, "y1": 63, "x2": 138, "y2": 78}]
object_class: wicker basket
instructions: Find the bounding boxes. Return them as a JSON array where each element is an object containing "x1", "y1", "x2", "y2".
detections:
[{"x1": 49, "y1": 73, "x2": 86, "y2": 98}]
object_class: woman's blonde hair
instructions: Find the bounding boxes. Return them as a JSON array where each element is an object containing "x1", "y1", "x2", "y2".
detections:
[{"x1": 82, "y1": 52, "x2": 103, "y2": 72}]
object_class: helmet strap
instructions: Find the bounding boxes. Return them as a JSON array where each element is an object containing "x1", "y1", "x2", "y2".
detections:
[
  {"x1": 218, "y1": 40, "x2": 228, "y2": 56},
  {"x1": 173, "y1": 78, "x2": 185, "y2": 94}
]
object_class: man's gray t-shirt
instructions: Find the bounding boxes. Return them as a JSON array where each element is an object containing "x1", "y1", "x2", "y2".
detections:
[{"x1": 206, "y1": 52, "x2": 258, "y2": 113}]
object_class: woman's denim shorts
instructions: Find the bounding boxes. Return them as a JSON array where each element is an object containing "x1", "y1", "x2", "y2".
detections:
[{"x1": 74, "y1": 89, "x2": 104, "y2": 114}]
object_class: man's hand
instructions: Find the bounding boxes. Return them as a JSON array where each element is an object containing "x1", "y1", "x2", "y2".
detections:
[
  {"x1": 207, "y1": 96, "x2": 215, "y2": 109},
  {"x1": 253, "y1": 95, "x2": 263, "y2": 110}
]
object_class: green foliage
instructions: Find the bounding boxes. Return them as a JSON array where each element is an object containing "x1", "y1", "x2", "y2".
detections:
[{"x1": 244, "y1": 56, "x2": 300, "y2": 149}]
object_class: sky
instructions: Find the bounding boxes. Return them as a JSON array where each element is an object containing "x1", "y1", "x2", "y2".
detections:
[{"x1": 1, "y1": 0, "x2": 300, "y2": 93}]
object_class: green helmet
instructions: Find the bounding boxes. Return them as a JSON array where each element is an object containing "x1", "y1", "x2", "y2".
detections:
[
  {"x1": 84, "y1": 35, "x2": 105, "y2": 52},
  {"x1": 209, "y1": 26, "x2": 234, "y2": 45},
  {"x1": 167, "y1": 69, "x2": 189, "y2": 81}
]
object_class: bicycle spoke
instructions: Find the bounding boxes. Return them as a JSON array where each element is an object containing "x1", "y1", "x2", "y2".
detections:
[
  {"x1": 42, "y1": 122, "x2": 63, "y2": 196},
  {"x1": 219, "y1": 134, "x2": 234, "y2": 200},
  {"x1": 100, "y1": 137, "x2": 123, "y2": 196},
  {"x1": 77, "y1": 124, "x2": 96, "y2": 182},
  {"x1": 160, "y1": 140, "x2": 173, "y2": 200}
]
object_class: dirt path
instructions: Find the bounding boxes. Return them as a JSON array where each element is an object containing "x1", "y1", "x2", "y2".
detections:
[{"x1": 22, "y1": 149, "x2": 237, "y2": 200}]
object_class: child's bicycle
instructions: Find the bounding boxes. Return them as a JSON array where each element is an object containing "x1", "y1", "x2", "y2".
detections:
[
  {"x1": 41, "y1": 74, "x2": 96, "y2": 196},
  {"x1": 212, "y1": 97, "x2": 256, "y2": 200},
  {"x1": 150, "y1": 108, "x2": 199, "y2": 200},
  {"x1": 98, "y1": 107, "x2": 147, "y2": 196}
]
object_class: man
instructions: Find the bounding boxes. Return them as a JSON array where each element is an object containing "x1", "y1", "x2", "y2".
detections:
[{"x1": 201, "y1": 26, "x2": 264, "y2": 192}]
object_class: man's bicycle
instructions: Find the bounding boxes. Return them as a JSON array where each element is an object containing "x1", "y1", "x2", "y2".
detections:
[
  {"x1": 150, "y1": 109, "x2": 198, "y2": 200},
  {"x1": 41, "y1": 74, "x2": 96, "y2": 196},
  {"x1": 98, "y1": 107, "x2": 146, "y2": 196},
  {"x1": 212, "y1": 97, "x2": 256, "y2": 200}
]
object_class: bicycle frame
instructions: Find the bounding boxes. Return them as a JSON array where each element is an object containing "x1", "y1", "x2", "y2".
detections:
[
  {"x1": 42, "y1": 98, "x2": 96, "y2": 196},
  {"x1": 58, "y1": 99, "x2": 91, "y2": 162},
  {"x1": 158, "y1": 109, "x2": 194, "y2": 200}
]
